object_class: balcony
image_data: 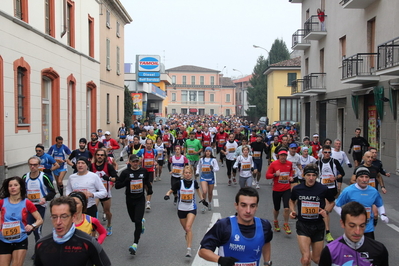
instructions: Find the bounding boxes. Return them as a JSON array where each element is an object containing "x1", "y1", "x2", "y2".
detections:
[
  {"x1": 340, "y1": 0, "x2": 377, "y2": 9},
  {"x1": 291, "y1": 79, "x2": 308, "y2": 96},
  {"x1": 341, "y1": 53, "x2": 380, "y2": 84},
  {"x1": 304, "y1": 15, "x2": 327, "y2": 41},
  {"x1": 377, "y1": 36, "x2": 399, "y2": 76},
  {"x1": 289, "y1": 0, "x2": 303, "y2": 3},
  {"x1": 303, "y1": 73, "x2": 326, "y2": 94},
  {"x1": 292, "y1": 29, "x2": 311, "y2": 50}
]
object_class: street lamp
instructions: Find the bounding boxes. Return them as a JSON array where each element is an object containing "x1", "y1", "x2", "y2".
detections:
[
  {"x1": 253, "y1": 44, "x2": 270, "y2": 54},
  {"x1": 233, "y1": 69, "x2": 244, "y2": 116}
]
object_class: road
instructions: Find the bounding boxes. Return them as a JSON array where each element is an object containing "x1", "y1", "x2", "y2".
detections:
[{"x1": 23, "y1": 155, "x2": 399, "y2": 265}]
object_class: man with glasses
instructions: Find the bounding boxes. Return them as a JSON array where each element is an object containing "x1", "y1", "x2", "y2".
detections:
[
  {"x1": 316, "y1": 145, "x2": 345, "y2": 244},
  {"x1": 34, "y1": 196, "x2": 111, "y2": 266},
  {"x1": 66, "y1": 157, "x2": 107, "y2": 217},
  {"x1": 22, "y1": 156, "x2": 56, "y2": 255},
  {"x1": 34, "y1": 144, "x2": 60, "y2": 183}
]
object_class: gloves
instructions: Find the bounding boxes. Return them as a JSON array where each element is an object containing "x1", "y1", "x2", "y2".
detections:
[
  {"x1": 164, "y1": 195, "x2": 170, "y2": 200},
  {"x1": 381, "y1": 214, "x2": 389, "y2": 224},
  {"x1": 373, "y1": 218, "x2": 378, "y2": 227},
  {"x1": 199, "y1": 199, "x2": 209, "y2": 207},
  {"x1": 348, "y1": 149, "x2": 351, "y2": 154},
  {"x1": 348, "y1": 163, "x2": 352, "y2": 168},
  {"x1": 218, "y1": 256, "x2": 239, "y2": 266},
  {"x1": 119, "y1": 157, "x2": 124, "y2": 161},
  {"x1": 102, "y1": 175, "x2": 110, "y2": 181}
]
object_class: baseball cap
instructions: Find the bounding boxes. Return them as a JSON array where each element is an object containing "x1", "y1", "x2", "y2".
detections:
[
  {"x1": 278, "y1": 149, "x2": 288, "y2": 155},
  {"x1": 289, "y1": 143, "x2": 298, "y2": 149},
  {"x1": 355, "y1": 167, "x2": 370, "y2": 177},
  {"x1": 129, "y1": 154, "x2": 140, "y2": 161},
  {"x1": 79, "y1": 138, "x2": 87, "y2": 144},
  {"x1": 104, "y1": 131, "x2": 111, "y2": 135}
]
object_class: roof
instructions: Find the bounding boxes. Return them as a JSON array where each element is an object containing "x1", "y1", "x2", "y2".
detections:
[
  {"x1": 166, "y1": 65, "x2": 219, "y2": 73},
  {"x1": 269, "y1": 57, "x2": 301, "y2": 67},
  {"x1": 221, "y1": 77, "x2": 235, "y2": 87},
  {"x1": 233, "y1": 75, "x2": 253, "y2": 84}
]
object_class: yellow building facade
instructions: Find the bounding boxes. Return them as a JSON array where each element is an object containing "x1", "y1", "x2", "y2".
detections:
[{"x1": 264, "y1": 57, "x2": 301, "y2": 124}]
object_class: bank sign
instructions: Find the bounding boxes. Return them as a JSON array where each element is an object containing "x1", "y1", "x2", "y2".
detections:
[{"x1": 138, "y1": 55, "x2": 161, "y2": 72}]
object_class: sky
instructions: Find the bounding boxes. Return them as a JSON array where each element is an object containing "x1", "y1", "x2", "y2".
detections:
[{"x1": 120, "y1": 0, "x2": 302, "y2": 78}]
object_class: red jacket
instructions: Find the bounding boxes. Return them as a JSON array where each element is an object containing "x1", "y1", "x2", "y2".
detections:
[{"x1": 266, "y1": 160, "x2": 293, "y2": 192}]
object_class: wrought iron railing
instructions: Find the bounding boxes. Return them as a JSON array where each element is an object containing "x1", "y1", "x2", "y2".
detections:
[
  {"x1": 303, "y1": 73, "x2": 326, "y2": 91},
  {"x1": 342, "y1": 53, "x2": 378, "y2": 79},
  {"x1": 291, "y1": 79, "x2": 304, "y2": 94},
  {"x1": 291, "y1": 29, "x2": 310, "y2": 48},
  {"x1": 378, "y1": 36, "x2": 399, "y2": 71},
  {"x1": 304, "y1": 15, "x2": 327, "y2": 36}
]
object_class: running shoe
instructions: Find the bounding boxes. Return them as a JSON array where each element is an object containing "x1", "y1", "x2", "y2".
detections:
[
  {"x1": 103, "y1": 213, "x2": 106, "y2": 222},
  {"x1": 185, "y1": 248, "x2": 192, "y2": 257},
  {"x1": 107, "y1": 226, "x2": 112, "y2": 236},
  {"x1": 228, "y1": 179, "x2": 232, "y2": 186},
  {"x1": 283, "y1": 223, "x2": 291, "y2": 234},
  {"x1": 256, "y1": 183, "x2": 260, "y2": 189},
  {"x1": 158, "y1": 176, "x2": 162, "y2": 181},
  {"x1": 232, "y1": 178, "x2": 237, "y2": 185},
  {"x1": 201, "y1": 206, "x2": 206, "y2": 214},
  {"x1": 325, "y1": 232, "x2": 334, "y2": 243},
  {"x1": 252, "y1": 180, "x2": 256, "y2": 186},
  {"x1": 208, "y1": 203, "x2": 212, "y2": 211},
  {"x1": 174, "y1": 197, "x2": 178, "y2": 206},
  {"x1": 141, "y1": 218, "x2": 145, "y2": 234},
  {"x1": 154, "y1": 177, "x2": 157, "y2": 182},
  {"x1": 146, "y1": 201, "x2": 151, "y2": 210},
  {"x1": 274, "y1": 220, "x2": 280, "y2": 232},
  {"x1": 129, "y1": 243, "x2": 138, "y2": 255}
]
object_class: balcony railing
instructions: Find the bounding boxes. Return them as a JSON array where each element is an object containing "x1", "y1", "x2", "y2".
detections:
[
  {"x1": 291, "y1": 79, "x2": 304, "y2": 95},
  {"x1": 378, "y1": 36, "x2": 399, "y2": 73},
  {"x1": 303, "y1": 73, "x2": 326, "y2": 92},
  {"x1": 304, "y1": 15, "x2": 327, "y2": 38},
  {"x1": 342, "y1": 53, "x2": 378, "y2": 79},
  {"x1": 340, "y1": 0, "x2": 377, "y2": 9},
  {"x1": 291, "y1": 29, "x2": 310, "y2": 50},
  {"x1": 181, "y1": 101, "x2": 205, "y2": 105}
]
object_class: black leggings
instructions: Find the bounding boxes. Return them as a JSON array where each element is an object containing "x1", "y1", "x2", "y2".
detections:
[
  {"x1": 226, "y1": 159, "x2": 237, "y2": 176},
  {"x1": 126, "y1": 196, "x2": 145, "y2": 243},
  {"x1": 272, "y1": 189, "x2": 291, "y2": 211}
]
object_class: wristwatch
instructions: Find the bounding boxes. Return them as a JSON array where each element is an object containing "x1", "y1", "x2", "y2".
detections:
[
  {"x1": 31, "y1": 223, "x2": 37, "y2": 229},
  {"x1": 264, "y1": 261, "x2": 272, "y2": 266}
]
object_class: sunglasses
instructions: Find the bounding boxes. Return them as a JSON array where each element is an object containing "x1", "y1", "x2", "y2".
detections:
[
  {"x1": 35, "y1": 150, "x2": 43, "y2": 152},
  {"x1": 96, "y1": 154, "x2": 106, "y2": 157},
  {"x1": 323, "y1": 151, "x2": 331, "y2": 154}
]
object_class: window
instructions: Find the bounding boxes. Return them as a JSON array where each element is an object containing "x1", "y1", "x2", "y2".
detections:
[
  {"x1": 117, "y1": 95, "x2": 120, "y2": 123},
  {"x1": 106, "y1": 39, "x2": 111, "y2": 70},
  {"x1": 198, "y1": 91, "x2": 204, "y2": 103},
  {"x1": 42, "y1": 77, "x2": 51, "y2": 147},
  {"x1": 14, "y1": 58, "x2": 31, "y2": 132},
  {"x1": 287, "y1": 73, "x2": 297, "y2": 86},
  {"x1": 45, "y1": 0, "x2": 55, "y2": 37},
  {"x1": 15, "y1": 0, "x2": 28, "y2": 23},
  {"x1": 226, "y1": 94, "x2": 231, "y2": 102},
  {"x1": 210, "y1": 109, "x2": 214, "y2": 115},
  {"x1": 182, "y1": 76, "x2": 186, "y2": 85},
  {"x1": 172, "y1": 109, "x2": 176, "y2": 114},
  {"x1": 340, "y1": 36, "x2": 346, "y2": 59},
  {"x1": 181, "y1": 90, "x2": 187, "y2": 102},
  {"x1": 106, "y1": 9, "x2": 111, "y2": 28},
  {"x1": 320, "y1": 49, "x2": 324, "y2": 73},
  {"x1": 116, "y1": 21, "x2": 120, "y2": 37},
  {"x1": 181, "y1": 108, "x2": 187, "y2": 114},
  {"x1": 280, "y1": 98, "x2": 300, "y2": 121},
  {"x1": 199, "y1": 109, "x2": 205, "y2": 115},
  {"x1": 41, "y1": 68, "x2": 61, "y2": 141},
  {"x1": 106, "y1": 93, "x2": 110, "y2": 123},
  {"x1": 86, "y1": 81, "x2": 97, "y2": 135},
  {"x1": 189, "y1": 91, "x2": 197, "y2": 102},
  {"x1": 172, "y1": 93, "x2": 176, "y2": 102},
  {"x1": 66, "y1": 0, "x2": 75, "y2": 48},
  {"x1": 172, "y1": 75, "x2": 176, "y2": 84},
  {"x1": 210, "y1": 94, "x2": 214, "y2": 102},
  {"x1": 226, "y1": 109, "x2": 230, "y2": 116},
  {"x1": 191, "y1": 76, "x2": 195, "y2": 85},
  {"x1": 67, "y1": 74, "x2": 76, "y2": 148},
  {"x1": 116, "y1": 46, "x2": 120, "y2": 75},
  {"x1": 210, "y1": 76, "x2": 214, "y2": 85},
  {"x1": 88, "y1": 15, "x2": 94, "y2": 57},
  {"x1": 17, "y1": 67, "x2": 27, "y2": 124},
  {"x1": 200, "y1": 76, "x2": 204, "y2": 85}
]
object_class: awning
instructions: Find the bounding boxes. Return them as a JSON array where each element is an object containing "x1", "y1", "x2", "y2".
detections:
[{"x1": 189, "y1": 108, "x2": 197, "y2": 112}]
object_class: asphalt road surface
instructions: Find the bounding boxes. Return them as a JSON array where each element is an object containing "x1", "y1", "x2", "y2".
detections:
[{"x1": 23, "y1": 155, "x2": 399, "y2": 265}]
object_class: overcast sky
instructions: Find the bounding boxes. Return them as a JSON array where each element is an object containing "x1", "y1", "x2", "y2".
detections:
[{"x1": 120, "y1": 0, "x2": 301, "y2": 78}]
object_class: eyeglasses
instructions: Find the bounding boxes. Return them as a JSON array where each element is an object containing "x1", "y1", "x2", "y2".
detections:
[
  {"x1": 96, "y1": 154, "x2": 105, "y2": 157},
  {"x1": 323, "y1": 151, "x2": 332, "y2": 154},
  {"x1": 29, "y1": 164, "x2": 39, "y2": 167},
  {"x1": 50, "y1": 214, "x2": 71, "y2": 221},
  {"x1": 35, "y1": 150, "x2": 43, "y2": 152}
]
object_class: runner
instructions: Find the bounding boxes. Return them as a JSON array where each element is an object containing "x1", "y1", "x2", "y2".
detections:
[
  {"x1": 47, "y1": 136, "x2": 71, "y2": 196},
  {"x1": 316, "y1": 145, "x2": 345, "y2": 243},
  {"x1": 266, "y1": 149, "x2": 293, "y2": 234},
  {"x1": 320, "y1": 202, "x2": 389, "y2": 265},
  {"x1": 370, "y1": 147, "x2": 390, "y2": 191},
  {"x1": 215, "y1": 127, "x2": 229, "y2": 167},
  {"x1": 222, "y1": 133, "x2": 238, "y2": 186},
  {"x1": 196, "y1": 147, "x2": 219, "y2": 213},
  {"x1": 34, "y1": 144, "x2": 59, "y2": 184},
  {"x1": 117, "y1": 123, "x2": 128, "y2": 146},
  {"x1": 162, "y1": 127, "x2": 174, "y2": 161},
  {"x1": 250, "y1": 134, "x2": 268, "y2": 189},
  {"x1": 67, "y1": 138, "x2": 92, "y2": 173},
  {"x1": 201, "y1": 126, "x2": 212, "y2": 149},
  {"x1": 268, "y1": 135, "x2": 281, "y2": 165},
  {"x1": 287, "y1": 143, "x2": 302, "y2": 188},
  {"x1": 335, "y1": 167, "x2": 389, "y2": 240},
  {"x1": 310, "y1": 134, "x2": 322, "y2": 160},
  {"x1": 234, "y1": 138, "x2": 252, "y2": 157},
  {"x1": 289, "y1": 163, "x2": 335, "y2": 266},
  {"x1": 97, "y1": 129, "x2": 106, "y2": 142},
  {"x1": 348, "y1": 128, "x2": 370, "y2": 167},
  {"x1": 299, "y1": 147, "x2": 316, "y2": 179},
  {"x1": 164, "y1": 166, "x2": 208, "y2": 257},
  {"x1": 168, "y1": 146, "x2": 189, "y2": 205},
  {"x1": 154, "y1": 136, "x2": 166, "y2": 181},
  {"x1": 115, "y1": 154, "x2": 152, "y2": 255},
  {"x1": 198, "y1": 187, "x2": 273, "y2": 266},
  {"x1": 102, "y1": 131, "x2": 120, "y2": 170},
  {"x1": 331, "y1": 138, "x2": 352, "y2": 168},
  {"x1": 87, "y1": 132, "x2": 105, "y2": 157},
  {"x1": 297, "y1": 136, "x2": 313, "y2": 156},
  {"x1": 184, "y1": 131, "x2": 203, "y2": 178},
  {"x1": 233, "y1": 146, "x2": 255, "y2": 188}
]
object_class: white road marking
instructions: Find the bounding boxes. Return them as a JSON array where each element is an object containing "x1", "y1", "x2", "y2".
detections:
[
  {"x1": 213, "y1": 190, "x2": 218, "y2": 196},
  {"x1": 387, "y1": 223, "x2": 399, "y2": 233},
  {"x1": 192, "y1": 212, "x2": 221, "y2": 266},
  {"x1": 213, "y1": 198, "x2": 219, "y2": 208}
]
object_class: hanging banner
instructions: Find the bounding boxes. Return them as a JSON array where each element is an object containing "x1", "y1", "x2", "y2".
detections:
[
  {"x1": 131, "y1": 93, "x2": 143, "y2": 116},
  {"x1": 368, "y1": 105, "x2": 377, "y2": 149}
]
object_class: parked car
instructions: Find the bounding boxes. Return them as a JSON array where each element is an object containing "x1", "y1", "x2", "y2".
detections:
[{"x1": 272, "y1": 120, "x2": 299, "y2": 130}]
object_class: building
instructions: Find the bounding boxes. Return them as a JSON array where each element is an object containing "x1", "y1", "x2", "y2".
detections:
[
  {"x1": 290, "y1": 0, "x2": 399, "y2": 169},
  {"x1": 264, "y1": 57, "x2": 301, "y2": 124},
  {"x1": 166, "y1": 65, "x2": 236, "y2": 116},
  {"x1": 99, "y1": 1, "x2": 132, "y2": 135},
  {"x1": 233, "y1": 75, "x2": 252, "y2": 117}
]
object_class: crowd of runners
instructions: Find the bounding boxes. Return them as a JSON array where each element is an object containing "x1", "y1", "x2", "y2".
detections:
[{"x1": 0, "y1": 113, "x2": 391, "y2": 265}]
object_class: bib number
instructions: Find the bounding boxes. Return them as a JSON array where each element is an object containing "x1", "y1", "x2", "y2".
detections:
[
  {"x1": 130, "y1": 179, "x2": 143, "y2": 193},
  {"x1": 301, "y1": 201, "x2": 320, "y2": 219},
  {"x1": 27, "y1": 190, "x2": 41, "y2": 203},
  {"x1": 181, "y1": 193, "x2": 193, "y2": 203},
  {"x1": 2, "y1": 221, "x2": 21, "y2": 241},
  {"x1": 278, "y1": 172, "x2": 290, "y2": 184}
]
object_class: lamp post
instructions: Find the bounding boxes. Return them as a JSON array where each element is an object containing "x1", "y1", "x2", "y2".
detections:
[
  {"x1": 219, "y1": 66, "x2": 226, "y2": 116},
  {"x1": 233, "y1": 68, "x2": 244, "y2": 116},
  {"x1": 253, "y1": 44, "x2": 270, "y2": 65}
]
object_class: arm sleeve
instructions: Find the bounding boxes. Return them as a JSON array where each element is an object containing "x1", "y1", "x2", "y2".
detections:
[
  {"x1": 318, "y1": 246, "x2": 333, "y2": 266},
  {"x1": 342, "y1": 152, "x2": 350, "y2": 165},
  {"x1": 115, "y1": 171, "x2": 127, "y2": 189},
  {"x1": 266, "y1": 164, "x2": 275, "y2": 179},
  {"x1": 107, "y1": 163, "x2": 118, "y2": 178},
  {"x1": 212, "y1": 158, "x2": 220, "y2": 172},
  {"x1": 233, "y1": 157, "x2": 240, "y2": 168},
  {"x1": 196, "y1": 159, "x2": 202, "y2": 175},
  {"x1": 43, "y1": 174, "x2": 56, "y2": 201},
  {"x1": 92, "y1": 218, "x2": 107, "y2": 244}
]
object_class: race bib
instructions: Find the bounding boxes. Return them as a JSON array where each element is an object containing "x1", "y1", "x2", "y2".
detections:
[
  {"x1": 172, "y1": 166, "x2": 183, "y2": 175},
  {"x1": 27, "y1": 190, "x2": 41, "y2": 203},
  {"x1": 163, "y1": 141, "x2": 170, "y2": 147},
  {"x1": 219, "y1": 139, "x2": 226, "y2": 144},
  {"x1": 253, "y1": 151, "x2": 261, "y2": 159},
  {"x1": 38, "y1": 165, "x2": 45, "y2": 172},
  {"x1": 321, "y1": 174, "x2": 335, "y2": 188},
  {"x1": 144, "y1": 158, "x2": 154, "y2": 168},
  {"x1": 242, "y1": 163, "x2": 251, "y2": 171},
  {"x1": 102, "y1": 180, "x2": 109, "y2": 190},
  {"x1": 188, "y1": 148, "x2": 195, "y2": 155},
  {"x1": 301, "y1": 201, "x2": 320, "y2": 219},
  {"x1": 130, "y1": 179, "x2": 143, "y2": 193},
  {"x1": 353, "y1": 145, "x2": 361, "y2": 152},
  {"x1": 2, "y1": 221, "x2": 21, "y2": 241},
  {"x1": 202, "y1": 165, "x2": 211, "y2": 173},
  {"x1": 181, "y1": 193, "x2": 193, "y2": 203},
  {"x1": 228, "y1": 147, "x2": 235, "y2": 153},
  {"x1": 278, "y1": 172, "x2": 290, "y2": 184},
  {"x1": 365, "y1": 207, "x2": 371, "y2": 221},
  {"x1": 203, "y1": 141, "x2": 210, "y2": 146},
  {"x1": 54, "y1": 156, "x2": 63, "y2": 162},
  {"x1": 369, "y1": 178, "x2": 376, "y2": 188}
]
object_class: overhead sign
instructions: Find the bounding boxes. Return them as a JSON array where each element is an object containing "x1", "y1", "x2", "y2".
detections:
[
  {"x1": 138, "y1": 55, "x2": 160, "y2": 72},
  {"x1": 138, "y1": 77, "x2": 160, "y2": 83},
  {"x1": 138, "y1": 72, "x2": 160, "y2": 77}
]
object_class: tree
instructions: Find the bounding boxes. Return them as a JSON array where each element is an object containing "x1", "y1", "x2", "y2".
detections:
[
  {"x1": 124, "y1": 85, "x2": 133, "y2": 127},
  {"x1": 246, "y1": 38, "x2": 290, "y2": 119}
]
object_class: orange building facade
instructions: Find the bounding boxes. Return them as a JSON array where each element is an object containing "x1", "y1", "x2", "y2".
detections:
[{"x1": 165, "y1": 65, "x2": 236, "y2": 116}]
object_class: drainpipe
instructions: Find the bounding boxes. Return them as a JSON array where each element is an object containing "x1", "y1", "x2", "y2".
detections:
[{"x1": 60, "y1": 0, "x2": 67, "y2": 37}]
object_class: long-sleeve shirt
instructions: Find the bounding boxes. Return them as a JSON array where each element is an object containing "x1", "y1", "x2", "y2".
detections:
[
  {"x1": 115, "y1": 167, "x2": 153, "y2": 200},
  {"x1": 196, "y1": 157, "x2": 219, "y2": 175},
  {"x1": 266, "y1": 160, "x2": 293, "y2": 192}
]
